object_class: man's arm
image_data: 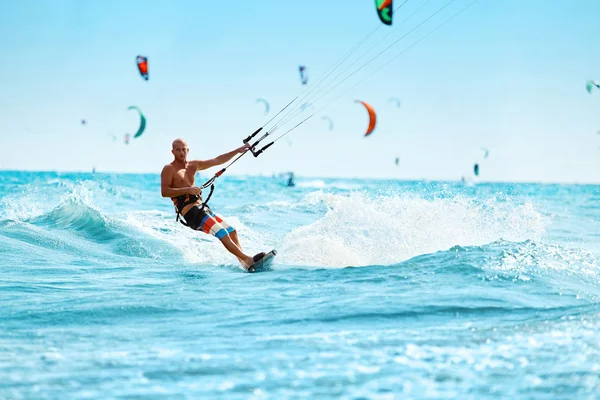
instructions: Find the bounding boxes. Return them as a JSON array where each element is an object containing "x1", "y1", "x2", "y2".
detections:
[
  {"x1": 160, "y1": 165, "x2": 201, "y2": 198},
  {"x1": 194, "y1": 144, "x2": 251, "y2": 171}
]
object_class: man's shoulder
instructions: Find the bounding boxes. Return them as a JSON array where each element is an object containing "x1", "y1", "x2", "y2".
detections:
[
  {"x1": 161, "y1": 163, "x2": 175, "y2": 174},
  {"x1": 186, "y1": 160, "x2": 203, "y2": 170}
]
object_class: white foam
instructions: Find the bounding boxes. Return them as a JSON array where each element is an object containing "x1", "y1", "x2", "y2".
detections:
[
  {"x1": 1, "y1": 180, "x2": 97, "y2": 221},
  {"x1": 296, "y1": 180, "x2": 362, "y2": 190},
  {"x1": 265, "y1": 200, "x2": 296, "y2": 208},
  {"x1": 489, "y1": 241, "x2": 600, "y2": 287},
  {"x1": 297, "y1": 180, "x2": 327, "y2": 189},
  {"x1": 121, "y1": 211, "x2": 271, "y2": 267},
  {"x1": 279, "y1": 192, "x2": 547, "y2": 267}
]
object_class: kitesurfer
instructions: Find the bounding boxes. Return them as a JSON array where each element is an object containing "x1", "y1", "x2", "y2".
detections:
[
  {"x1": 286, "y1": 172, "x2": 295, "y2": 187},
  {"x1": 161, "y1": 138, "x2": 268, "y2": 271}
]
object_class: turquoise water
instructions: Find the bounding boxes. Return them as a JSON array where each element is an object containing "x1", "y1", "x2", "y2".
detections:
[{"x1": 1, "y1": 171, "x2": 600, "y2": 399}]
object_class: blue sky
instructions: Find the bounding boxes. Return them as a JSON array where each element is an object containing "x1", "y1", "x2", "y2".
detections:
[{"x1": 0, "y1": 0, "x2": 599, "y2": 183}]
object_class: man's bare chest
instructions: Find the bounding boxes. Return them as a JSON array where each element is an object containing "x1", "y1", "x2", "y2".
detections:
[{"x1": 172, "y1": 167, "x2": 196, "y2": 188}]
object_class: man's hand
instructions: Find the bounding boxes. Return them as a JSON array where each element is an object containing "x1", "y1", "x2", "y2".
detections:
[
  {"x1": 236, "y1": 143, "x2": 252, "y2": 154},
  {"x1": 189, "y1": 186, "x2": 202, "y2": 196}
]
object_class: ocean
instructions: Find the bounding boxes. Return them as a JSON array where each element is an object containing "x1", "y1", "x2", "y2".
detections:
[{"x1": 1, "y1": 170, "x2": 600, "y2": 399}]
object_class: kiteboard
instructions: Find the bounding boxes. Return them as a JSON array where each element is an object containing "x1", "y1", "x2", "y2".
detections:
[{"x1": 248, "y1": 249, "x2": 277, "y2": 273}]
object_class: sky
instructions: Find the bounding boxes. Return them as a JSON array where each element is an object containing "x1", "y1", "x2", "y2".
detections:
[{"x1": 0, "y1": 0, "x2": 599, "y2": 183}]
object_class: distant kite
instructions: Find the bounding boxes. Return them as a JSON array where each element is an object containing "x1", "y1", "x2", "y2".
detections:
[
  {"x1": 137, "y1": 55, "x2": 149, "y2": 81},
  {"x1": 298, "y1": 65, "x2": 308, "y2": 85},
  {"x1": 355, "y1": 100, "x2": 377, "y2": 137},
  {"x1": 127, "y1": 106, "x2": 146, "y2": 138},
  {"x1": 124, "y1": 133, "x2": 131, "y2": 145},
  {"x1": 481, "y1": 147, "x2": 489, "y2": 159},
  {"x1": 321, "y1": 116, "x2": 334, "y2": 131},
  {"x1": 300, "y1": 103, "x2": 314, "y2": 112},
  {"x1": 375, "y1": 0, "x2": 393, "y2": 25},
  {"x1": 256, "y1": 98, "x2": 270, "y2": 114},
  {"x1": 473, "y1": 163, "x2": 479, "y2": 176},
  {"x1": 388, "y1": 97, "x2": 401, "y2": 108},
  {"x1": 586, "y1": 80, "x2": 600, "y2": 94}
]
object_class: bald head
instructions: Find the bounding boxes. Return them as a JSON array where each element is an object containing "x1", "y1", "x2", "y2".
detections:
[
  {"x1": 172, "y1": 138, "x2": 187, "y2": 149},
  {"x1": 171, "y1": 138, "x2": 189, "y2": 163}
]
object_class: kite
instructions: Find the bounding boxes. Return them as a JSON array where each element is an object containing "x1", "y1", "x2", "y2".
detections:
[
  {"x1": 321, "y1": 116, "x2": 334, "y2": 131},
  {"x1": 127, "y1": 106, "x2": 146, "y2": 138},
  {"x1": 388, "y1": 97, "x2": 401, "y2": 108},
  {"x1": 355, "y1": 100, "x2": 377, "y2": 137},
  {"x1": 298, "y1": 65, "x2": 308, "y2": 85},
  {"x1": 375, "y1": 0, "x2": 393, "y2": 25},
  {"x1": 300, "y1": 103, "x2": 314, "y2": 112},
  {"x1": 256, "y1": 98, "x2": 270, "y2": 114},
  {"x1": 137, "y1": 55, "x2": 149, "y2": 81},
  {"x1": 586, "y1": 80, "x2": 600, "y2": 94},
  {"x1": 481, "y1": 147, "x2": 489, "y2": 159}
]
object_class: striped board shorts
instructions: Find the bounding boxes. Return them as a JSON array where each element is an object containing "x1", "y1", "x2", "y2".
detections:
[{"x1": 182, "y1": 205, "x2": 235, "y2": 239}]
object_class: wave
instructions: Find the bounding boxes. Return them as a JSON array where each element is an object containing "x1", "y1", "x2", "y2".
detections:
[
  {"x1": 259, "y1": 240, "x2": 600, "y2": 315},
  {"x1": 278, "y1": 191, "x2": 547, "y2": 267},
  {"x1": 32, "y1": 195, "x2": 118, "y2": 242},
  {"x1": 0, "y1": 186, "x2": 184, "y2": 263},
  {"x1": 2, "y1": 174, "x2": 598, "y2": 293}
]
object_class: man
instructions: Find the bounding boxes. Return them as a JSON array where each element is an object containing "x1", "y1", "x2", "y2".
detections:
[{"x1": 161, "y1": 138, "x2": 267, "y2": 271}]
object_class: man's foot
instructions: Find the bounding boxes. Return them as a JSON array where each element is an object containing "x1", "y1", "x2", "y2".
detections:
[{"x1": 244, "y1": 252, "x2": 267, "y2": 273}]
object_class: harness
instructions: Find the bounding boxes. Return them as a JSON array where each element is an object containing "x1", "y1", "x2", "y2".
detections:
[{"x1": 170, "y1": 183, "x2": 216, "y2": 227}]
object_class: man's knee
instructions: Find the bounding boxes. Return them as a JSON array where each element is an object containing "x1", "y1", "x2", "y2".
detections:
[
  {"x1": 214, "y1": 227, "x2": 232, "y2": 240},
  {"x1": 218, "y1": 232, "x2": 232, "y2": 242}
]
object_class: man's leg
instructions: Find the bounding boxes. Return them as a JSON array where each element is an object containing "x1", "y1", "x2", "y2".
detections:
[
  {"x1": 226, "y1": 230, "x2": 245, "y2": 265},
  {"x1": 213, "y1": 215, "x2": 246, "y2": 264},
  {"x1": 219, "y1": 234, "x2": 254, "y2": 268},
  {"x1": 194, "y1": 209, "x2": 264, "y2": 270},
  {"x1": 229, "y1": 230, "x2": 242, "y2": 249}
]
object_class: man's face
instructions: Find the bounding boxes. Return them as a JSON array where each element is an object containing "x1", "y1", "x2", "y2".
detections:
[{"x1": 172, "y1": 144, "x2": 189, "y2": 161}]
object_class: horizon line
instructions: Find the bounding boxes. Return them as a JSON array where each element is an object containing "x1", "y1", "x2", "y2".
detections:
[{"x1": 1, "y1": 168, "x2": 599, "y2": 186}]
